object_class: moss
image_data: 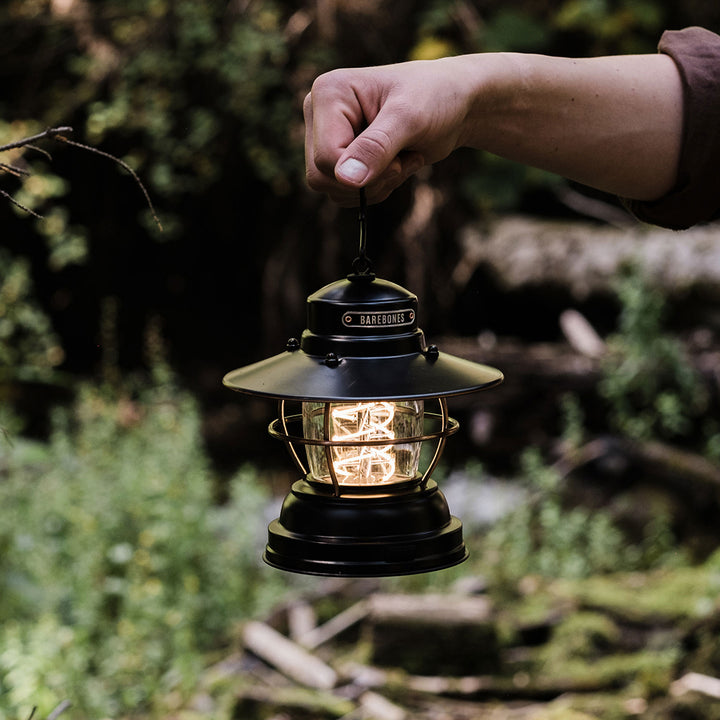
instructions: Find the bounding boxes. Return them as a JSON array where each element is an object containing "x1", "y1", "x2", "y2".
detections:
[
  {"x1": 528, "y1": 648, "x2": 679, "y2": 695},
  {"x1": 496, "y1": 581, "x2": 574, "y2": 646},
  {"x1": 540, "y1": 612, "x2": 622, "y2": 662},
  {"x1": 645, "y1": 691, "x2": 720, "y2": 720},
  {"x1": 549, "y1": 566, "x2": 718, "y2": 624},
  {"x1": 233, "y1": 686, "x2": 354, "y2": 720},
  {"x1": 530, "y1": 708, "x2": 602, "y2": 720},
  {"x1": 545, "y1": 691, "x2": 642, "y2": 720}
]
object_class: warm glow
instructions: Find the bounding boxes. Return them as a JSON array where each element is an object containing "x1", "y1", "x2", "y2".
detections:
[
  {"x1": 330, "y1": 402, "x2": 396, "y2": 483},
  {"x1": 302, "y1": 400, "x2": 424, "y2": 486}
]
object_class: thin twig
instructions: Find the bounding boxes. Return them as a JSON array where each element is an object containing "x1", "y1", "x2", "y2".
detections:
[
  {"x1": 26, "y1": 707, "x2": 36, "y2": 720},
  {"x1": 55, "y1": 135, "x2": 163, "y2": 231},
  {"x1": 0, "y1": 162, "x2": 30, "y2": 177},
  {"x1": 0, "y1": 125, "x2": 162, "y2": 230},
  {"x1": 0, "y1": 188, "x2": 42, "y2": 218},
  {"x1": 47, "y1": 700, "x2": 72, "y2": 720},
  {"x1": 0, "y1": 126, "x2": 73, "y2": 153},
  {"x1": 25, "y1": 144, "x2": 54, "y2": 161},
  {"x1": 0, "y1": 426, "x2": 14, "y2": 448}
]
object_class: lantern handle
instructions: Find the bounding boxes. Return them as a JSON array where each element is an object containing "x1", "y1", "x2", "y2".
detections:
[{"x1": 351, "y1": 188, "x2": 374, "y2": 276}]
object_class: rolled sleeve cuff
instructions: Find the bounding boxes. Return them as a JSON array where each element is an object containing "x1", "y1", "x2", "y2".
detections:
[{"x1": 624, "y1": 27, "x2": 720, "y2": 229}]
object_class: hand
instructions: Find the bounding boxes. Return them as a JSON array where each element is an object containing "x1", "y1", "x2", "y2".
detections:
[{"x1": 304, "y1": 58, "x2": 475, "y2": 206}]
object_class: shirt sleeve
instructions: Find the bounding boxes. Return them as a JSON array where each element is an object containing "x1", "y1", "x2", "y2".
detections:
[{"x1": 624, "y1": 26, "x2": 720, "y2": 230}]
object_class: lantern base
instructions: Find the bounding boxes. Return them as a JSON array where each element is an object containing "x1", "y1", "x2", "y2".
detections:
[{"x1": 263, "y1": 478, "x2": 468, "y2": 577}]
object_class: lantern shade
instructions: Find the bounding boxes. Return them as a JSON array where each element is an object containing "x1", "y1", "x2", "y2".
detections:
[
  {"x1": 222, "y1": 349, "x2": 502, "y2": 401},
  {"x1": 223, "y1": 275, "x2": 503, "y2": 401}
]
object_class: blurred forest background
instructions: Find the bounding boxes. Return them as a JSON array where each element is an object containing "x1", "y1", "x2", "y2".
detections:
[{"x1": 2, "y1": 1, "x2": 720, "y2": 719}]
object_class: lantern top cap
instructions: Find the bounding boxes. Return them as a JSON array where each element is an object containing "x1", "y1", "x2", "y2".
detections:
[
  {"x1": 223, "y1": 272, "x2": 503, "y2": 402},
  {"x1": 225, "y1": 190, "x2": 501, "y2": 401},
  {"x1": 307, "y1": 275, "x2": 416, "y2": 305}
]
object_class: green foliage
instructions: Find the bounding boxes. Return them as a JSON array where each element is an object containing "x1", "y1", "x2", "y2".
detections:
[
  {"x1": 482, "y1": 10, "x2": 551, "y2": 52},
  {"x1": 459, "y1": 151, "x2": 564, "y2": 214},
  {"x1": 0, "y1": 121, "x2": 89, "y2": 269},
  {"x1": 0, "y1": 249, "x2": 64, "y2": 381},
  {"x1": 482, "y1": 447, "x2": 681, "y2": 586},
  {"x1": 78, "y1": 0, "x2": 305, "y2": 207},
  {"x1": 0, "y1": 378, "x2": 287, "y2": 719},
  {"x1": 599, "y1": 267, "x2": 706, "y2": 441},
  {"x1": 555, "y1": 0, "x2": 665, "y2": 52},
  {"x1": 560, "y1": 393, "x2": 586, "y2": 451}
]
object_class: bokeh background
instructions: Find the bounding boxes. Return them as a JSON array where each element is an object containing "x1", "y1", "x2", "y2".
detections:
[{"x1": 2, "y1": 2, "x2": 720, "y2": 719}]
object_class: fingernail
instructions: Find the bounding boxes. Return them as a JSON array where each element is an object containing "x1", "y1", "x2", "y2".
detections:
[{"x1": 337, "y1": 158, "x2": 369, "y2": 184}]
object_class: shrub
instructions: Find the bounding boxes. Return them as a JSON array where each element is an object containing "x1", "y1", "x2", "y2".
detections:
[
  {"x1": 599, "y1": 267, "x2": 706, "y2": 442},
  {"x1": 0, "y1": 378, "x2": 287, "y2": 719}
]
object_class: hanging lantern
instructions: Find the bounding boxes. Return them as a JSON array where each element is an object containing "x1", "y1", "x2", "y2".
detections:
[{"x1": 224, "y1": 194, "x2": 503, "y2": 577}]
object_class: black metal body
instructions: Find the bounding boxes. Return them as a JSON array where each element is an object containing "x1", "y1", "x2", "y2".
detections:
[
  {"x1": 223, "y1": 271, "x2": 503, "y2": 577},
  {"x1": 264, "y1": 479, "x2": 468, "y2": 577}
]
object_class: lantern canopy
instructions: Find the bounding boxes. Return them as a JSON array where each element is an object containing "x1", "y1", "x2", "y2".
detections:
[{"x1": 223, "y1": 273, "x2": 502, "y2": 402}]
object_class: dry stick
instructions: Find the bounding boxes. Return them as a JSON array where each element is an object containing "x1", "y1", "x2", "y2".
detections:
[
  {"x1": 0, "y1": 126, "x2": 73, "y2": 153},
  {"x1": 25, "y1": 144, "x2": 54, "y2": 162},
  {"x1": 242, "y1": 621, "x2": 338, "y2": 690},
  {"x1": 0, "y1": 188, "x2": 42, "y2": 218},
  {"x1": 55, "y1": 135, "x2": 163, "y2": 232},
  {"x1": 0, "y1": 126, "x2": 73, "y2": 218},
  {"x1": 0, "y1": 162, "x2": 30, "y2": 177},
  {"x1": 46, "y1": 701, "x2": 72, "y2": 720},
  {"x1": 298, "y1": 599, "x2": 370, "y2": 650},
  {"x1": 0, "y1": 125, "x2": 162, "y2": 231}
]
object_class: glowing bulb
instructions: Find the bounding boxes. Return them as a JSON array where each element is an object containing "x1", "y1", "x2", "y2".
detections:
[
  {"x1": 330, "y1": 402, "x2": 396, "y2": 483},
  {"x1": 302, "y1": 400, "x2": 424, "y2": 486}
]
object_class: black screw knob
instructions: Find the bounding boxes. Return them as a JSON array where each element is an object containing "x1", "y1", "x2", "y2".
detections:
[
  {"x1": 324, "y1": 352, "x2": 340, "y2": 368},
  {"x1": 425, "y1": 344, "x2": 440, "y2": 361},
  {"x1": 286, "y1": 337, "x2": 300, "y2": 352}
]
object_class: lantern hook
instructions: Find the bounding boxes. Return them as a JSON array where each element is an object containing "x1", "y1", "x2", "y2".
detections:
[{"x1": 351, "y1": 188, "x2": 374, "y2": 277}]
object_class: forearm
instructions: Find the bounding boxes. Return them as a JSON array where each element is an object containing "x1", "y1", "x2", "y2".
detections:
[{"x1": 460, "y1": 52, "x2": 683, "y2": 201}]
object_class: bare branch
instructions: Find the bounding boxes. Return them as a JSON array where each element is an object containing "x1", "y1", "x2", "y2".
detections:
[
  {"x1": 0, "y1": 188, "x2": 42, "y2": 218},
  {"x1": 25, "y1": 144, "x2": 54, "y2": 162},
  {"x1": 0, "y1": 126, "x2": 73, "y2": 154},
  {"x1": 47, "y1": 700, "x2": 72, "y2": 720},
  {"x1": 0, "y1": 125, "x2": 162, "y2": 230},
  {"x1": 55, "y1": 135, "x2": 163, "y2": 231},
  {"x1": 0, "y1": 162, "x2": 30, "y2": 177}
]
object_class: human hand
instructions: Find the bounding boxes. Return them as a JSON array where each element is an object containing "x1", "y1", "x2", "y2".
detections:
[{"x1": 304, "y1": 57, "x2": 475, "y2": 205}]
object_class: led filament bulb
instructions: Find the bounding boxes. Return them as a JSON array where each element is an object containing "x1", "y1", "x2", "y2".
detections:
[{"x1": 302, "y1": 400, "x2": 424, "y2": 486}]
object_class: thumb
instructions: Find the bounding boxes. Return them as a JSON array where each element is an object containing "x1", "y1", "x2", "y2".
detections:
[{"x1": 334, "y1": 110, "x2": 416, "y2": 186}]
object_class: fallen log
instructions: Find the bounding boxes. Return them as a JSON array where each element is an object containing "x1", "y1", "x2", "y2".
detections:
[
  {"x1": 357, "y1": 690, "x2": 409, "y2": 720},
  {"x1": 457, "y1": 216, "x2": 720, "y2": 299},
  {"x1": 299, "y1": 599, "x2": 370, "y2": 650},
  {"x1": 287, "y1": 600, "x2": 317, "y2": 642},
  {"x1": 367, "y1": 594, "x2": 498, "y2": 676},
  {"x1": 553, "y1": 436, "x2": 720, "y2": 488},
  {"x1": 671, "y1": 671, "x2": 720, "y2": 699},
  {"x1": 242, "y1": 620, "x2": 338, "y2": 689}
]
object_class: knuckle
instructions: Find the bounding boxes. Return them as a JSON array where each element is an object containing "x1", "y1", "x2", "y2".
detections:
[
  {"x1": 310, "y1": 68, "x2": 350, "y2": 98},
  {"x1": 302, "y1": 91, "x2": 313, "y2": 117},
  {"x1": 360, "y1": 128, "x2": 393, "y2": 157},
  {"x1": 305, "y1": 166, "x2": 327, "y2": 191},
  {"x1": 312, "y1": 151, "x2": 337, "y2": 177}
]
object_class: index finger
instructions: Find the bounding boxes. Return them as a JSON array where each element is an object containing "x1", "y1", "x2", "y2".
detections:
[{"x1": 305, "y1": 72, "x2": 369, "y2": 180}]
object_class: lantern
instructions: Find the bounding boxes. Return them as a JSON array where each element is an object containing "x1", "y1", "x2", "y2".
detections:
[{"x1": 224, "y1": 195, "x2": 503, "y2": 576}]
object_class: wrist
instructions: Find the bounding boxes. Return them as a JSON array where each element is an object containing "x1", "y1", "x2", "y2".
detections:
[{"x1": 453, "y1": 52, "x2": 526, "y2": 150}]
